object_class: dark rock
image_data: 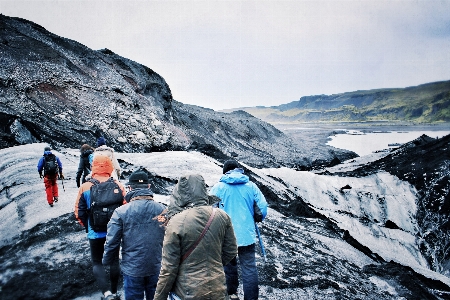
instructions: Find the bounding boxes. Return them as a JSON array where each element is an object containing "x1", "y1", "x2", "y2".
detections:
[{"x1": 0, "y1": 14, "x2": 351, "y2": 169}]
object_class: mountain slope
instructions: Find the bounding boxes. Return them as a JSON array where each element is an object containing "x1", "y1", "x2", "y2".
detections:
[
  {"x1": 0, "y1": 14, "x2": 353, "y2": 169},
  {"x1": 223, "y1": 81, "x2": 450, "y2": 123}
]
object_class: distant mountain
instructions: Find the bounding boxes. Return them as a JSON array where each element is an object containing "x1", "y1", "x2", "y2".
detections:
[
  {"x1": 223, "y1": 81, "x2": 450, "y2": 124},
  {"x1": 0, "y1": 14, "x2": 354, "y2": 169}
]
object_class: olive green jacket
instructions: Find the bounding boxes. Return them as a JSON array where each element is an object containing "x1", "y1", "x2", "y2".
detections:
[{"x1": 154, "y1": 174, "x2": 237, "y2": 300}]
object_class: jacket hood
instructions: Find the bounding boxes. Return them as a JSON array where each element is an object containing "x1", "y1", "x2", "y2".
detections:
[
  {"x1": 167, "y1": 174, "x2": 209, "y2": 218},
  {"x1": 91, "y1": 155, "x2": 113, "y2": 177},
  {"x1": 219, "y1": 169, "x2": 249, "y2": 185},
  {"x1": 125, "y1": 188, "x2": 154, "y2": 203}
]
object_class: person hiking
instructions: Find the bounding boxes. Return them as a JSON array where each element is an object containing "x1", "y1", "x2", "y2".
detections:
[
  {"x1": 37, "y1": 146, "x2": 64, "y2": 207},
  {"x1": 76, "y1": 144, "x2": 94, "y2": 188},
  {"x1": 74, "y1": 155, "x2": 127, "y2": 300},
  {"x1": 209, "y1": 160, "x2": 268, "y2": 300},
  {"x1": 103, "y1": 170, "x2": 166, "y2": 300},
  {"x1": 94, "y1": 137, "x2": 121, "y2": 179},
  {"x1": 154, "y1": 174, "x2": 237, "y2": 300}
]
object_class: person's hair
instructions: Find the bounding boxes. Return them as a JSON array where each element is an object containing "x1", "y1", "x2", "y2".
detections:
[
  {"x1": 222, "y1": 160, "x2": 241, "y2": 174},
  {"x1": 80, "y1": 144, "x2": 94, "y2": 152}
]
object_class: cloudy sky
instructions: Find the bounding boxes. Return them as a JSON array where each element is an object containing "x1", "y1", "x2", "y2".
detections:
[{"x1": 1, "y1": 0, "x2": 450, "y2": 110}]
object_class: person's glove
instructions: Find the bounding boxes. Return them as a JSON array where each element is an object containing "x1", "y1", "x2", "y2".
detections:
[
  {"x1": 39, "y1": 173, "x2": 43, "y2": 179},
  {"x1": 59, "y1": 173, "x2": 65, "y2": 180}
]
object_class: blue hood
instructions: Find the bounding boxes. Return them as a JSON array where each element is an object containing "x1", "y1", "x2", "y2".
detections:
[{"x1": 219, "y1": 169, "x2": 249, "y2": 185}]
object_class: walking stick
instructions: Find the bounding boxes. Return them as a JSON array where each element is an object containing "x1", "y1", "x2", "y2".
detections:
[
  {"x1": 61, "y1": 176, "x2": 65, "y2": 192},
  {"x1": 255, "y1": 223, "x2": 267, "y2": 262}
]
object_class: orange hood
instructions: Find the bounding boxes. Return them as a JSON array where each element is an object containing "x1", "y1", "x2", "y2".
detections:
[{"x1": 92, "y1": 155, "x2": 113, "y2": 177}]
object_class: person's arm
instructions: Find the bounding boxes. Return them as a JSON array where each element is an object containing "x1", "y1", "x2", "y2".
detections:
[
  {"x1": 103, "y1": 210, "x2": 123, "y2": 265},
  {"x1": 221, "y1": 213, "x2": 238, "y2": 266},
  {"x1": 56, "y1": 157, "x2": 63, "y2": 173},
  {"x1": 154, "y1": 219, "x2": 182, "y2": 300},
  {"x1": 76, "y1": 157, "x2": 84, "y2": 187},
  {"x1": 74, "y1": 188, "x2": 89, "y2": 232},
  {"x1": 253, "y1": 183, "x2": 268, "y2": 221},
  {"x1": 37, "y1": 157, "x2": 44, "y2": 174}
]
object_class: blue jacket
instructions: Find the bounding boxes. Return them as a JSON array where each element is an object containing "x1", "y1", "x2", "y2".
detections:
[
  {"x1": 103, "y1": 189, "x2": 166, "y2": 277},
  {"x1": 37, "y1": 151, "x2": 63, "y2": 174},
  {"x1": 209, "y1": 169, "x2": 268, "y2": 246}
]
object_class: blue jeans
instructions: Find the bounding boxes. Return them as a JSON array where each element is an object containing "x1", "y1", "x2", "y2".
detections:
[
  {"x1": 123, "y1": 273, "x2": 159, "y2": 300},
  {"x1": 224, "y1": 243, "x2": 258, "y2": 300}
]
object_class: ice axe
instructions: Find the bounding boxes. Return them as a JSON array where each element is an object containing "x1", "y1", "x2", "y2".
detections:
[{"x1": 255, "y1": 223, "x2": 267, "y2": 262}]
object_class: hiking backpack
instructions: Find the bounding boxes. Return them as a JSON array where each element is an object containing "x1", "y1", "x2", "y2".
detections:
[
  {"x1": 88, "y1": 178, "x2": 123, "y2": 232},
  {"x1": 43, "y1": 154, "x2": 59, "y2": 176}
]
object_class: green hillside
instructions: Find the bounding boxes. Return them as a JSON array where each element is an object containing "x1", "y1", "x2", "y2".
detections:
[{"x1": 223, "y1": 80, "x2": 450, "y2": 124}]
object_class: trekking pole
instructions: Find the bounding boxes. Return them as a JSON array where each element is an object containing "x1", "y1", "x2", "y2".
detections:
[
  {"x1": 61, "y1": 177, "x2": 66, "y2": 192},
  {"x1": 255, "y1": 223, "x2": 267, "y2": 262}
]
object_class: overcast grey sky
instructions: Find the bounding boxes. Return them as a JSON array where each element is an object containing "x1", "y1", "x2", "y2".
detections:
[{"x1": 1, "y1": 0, "x2": 450, "y2": 110}]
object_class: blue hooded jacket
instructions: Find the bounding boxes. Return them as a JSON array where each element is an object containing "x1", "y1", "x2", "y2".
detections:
[
  {"x1": 209, "y1": 168, "x2": 268, "y2": 246},
  {"x1": 37, "y1": 150, "x2": 63, "y2": 174}
]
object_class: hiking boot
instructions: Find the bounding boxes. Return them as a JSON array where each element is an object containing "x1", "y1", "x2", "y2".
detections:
[
  {"x1": 228, "y1": 294, "x2": 239, "y2": 300},
  {"x1": 54, "y1": 197, "x2": 58, "y2": 202},
  {"x1": 49, "y1": 203, "x2": 53, "y2": 207}
]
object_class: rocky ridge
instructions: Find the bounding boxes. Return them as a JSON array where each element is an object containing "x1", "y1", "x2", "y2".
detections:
[{"x1": 0, "y1": 14, "x2": 353, "y2": 169}]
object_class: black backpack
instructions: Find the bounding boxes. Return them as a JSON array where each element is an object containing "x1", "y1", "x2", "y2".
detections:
[
  {"x1": 88, "y1": 178, "x2": 123, "y2": 232},
  {"x1": 43, "y1": 154, "x2": 59, "y2": 176}
]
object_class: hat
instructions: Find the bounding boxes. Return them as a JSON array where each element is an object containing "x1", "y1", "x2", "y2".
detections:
[
  {"x1": 97, "y1": 137, "x2": 106, "y2": 147},
  {"x1": 127, "y1": 170, "x2": 149, "y2": 186},
  {"x1": 223, "y1": 160, "x2": 241, "y2": 174},
  {"x1": 91, "y1": 155, "x2": 114, "y2": 176},
  {"x1": 44, "y1": 146, "x2": 51, "y2": 151}
]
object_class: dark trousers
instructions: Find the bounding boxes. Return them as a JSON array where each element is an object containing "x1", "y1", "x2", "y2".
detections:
[
  {"x1": 123, "y1": 273, "x2": 159, "y2": 300},
  {"x1": 89, "y1": 237, "x2": 120, "y2": 294},
  {"x1": 224, "y1": 243, "x2": 259, "y2": 300}
]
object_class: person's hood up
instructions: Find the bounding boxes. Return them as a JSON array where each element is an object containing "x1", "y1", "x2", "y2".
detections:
[
  {"x1": 219, "y1": 168, "x2": 249, "y2": 185},
  {"x1": 91, "y1": 155, "x2": 113, "y2": 177},
  {"x1": 167, "y1": 174, "x2": 209, "y2": 218},
  {"x1": 125, "y1": 188, "x2": 154, "y2": 203}
]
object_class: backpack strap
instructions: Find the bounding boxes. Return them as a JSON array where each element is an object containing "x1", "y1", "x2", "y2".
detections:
[
  {"x1": 89, "y1": 178, "x2": 100, "y2": 186},
  {"x1": 181, "y1": 208, "x2": 217, "y2": 263}
]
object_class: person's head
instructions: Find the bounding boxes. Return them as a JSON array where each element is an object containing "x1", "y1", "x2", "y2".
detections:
[
  {"x1": 44, "y1": 146, "x2": 51, "y2": 152},
  {"x1": 91, "y1": 155, "x2": 113, "y2": 177},
  {"x1": 97, "y1": 137, "x2": 106, "y2": 147},
  {"x1": 126, "y1": 170, "x2": 151, "y2": 190},
  {"x1": 80, "y1": 144, "x2": 93, "y2": 152},
  {"x1": 222, "y1": 160, "x2": 241, "y2": 174},
  {"x1": 167, "y1": 174, "x2": 209, "y2": 217}
]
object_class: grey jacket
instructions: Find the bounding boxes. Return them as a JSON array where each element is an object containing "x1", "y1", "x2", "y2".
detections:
[{"x1": 103, "y1": 189, "x2": 166, "y2": 277}]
